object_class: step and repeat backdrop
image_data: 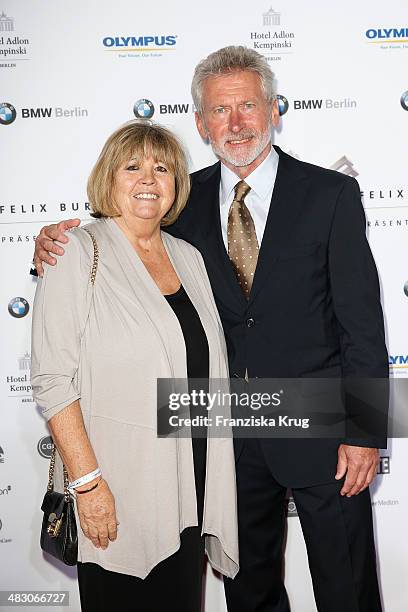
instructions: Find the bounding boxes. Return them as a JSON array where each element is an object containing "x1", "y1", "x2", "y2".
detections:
[{"x1": 1, "y1": 0, "x2": 407, "y2": 610}]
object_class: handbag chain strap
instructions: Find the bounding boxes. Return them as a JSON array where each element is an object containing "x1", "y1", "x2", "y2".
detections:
[
  {"x1": 82, "y1": 227, "x2": 99, "y2": 286},
  {"x1": 47, "y1": 445, "x2": 70, "y2": 502},
  {"x1": 46, "y1": 227, "x2": 99, "y2": 502}
]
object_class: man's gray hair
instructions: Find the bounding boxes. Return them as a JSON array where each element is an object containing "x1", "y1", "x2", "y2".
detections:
[{"x1": 191, "y1": 45, "x2": 275, "y2": 114}]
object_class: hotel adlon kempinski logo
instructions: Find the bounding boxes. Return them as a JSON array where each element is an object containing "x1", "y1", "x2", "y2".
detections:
[
  {"x1": 248, "y1": 7, "x2": 296, "y2": 63},
  {"x1": 0, "y1": 11, "x2": 31, "y2": 69}
]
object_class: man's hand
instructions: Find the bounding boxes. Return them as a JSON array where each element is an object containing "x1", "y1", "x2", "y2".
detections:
[
  {"x1": 335, "y1": 444, "x2": 379, "y2": 497},
  {"x1": 34, "y1": 218, "x2": 81, "y2": 277}
]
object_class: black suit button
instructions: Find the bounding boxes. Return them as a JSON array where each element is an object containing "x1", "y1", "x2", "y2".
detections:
[{"x1": 246, "y1": 318, "x2": 255, "y2": 328}]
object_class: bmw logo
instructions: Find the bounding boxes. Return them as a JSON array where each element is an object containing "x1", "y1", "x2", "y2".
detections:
[
  {"x1": 8, "y1": 297, "x2": 30, "y2": 318},
  {"x1": 37, "y1": 436, "x2": 54, "y2": 459},
  {"x1": 133, "y1": 98, "x2": 155, "y2": 119},
  {"x1": 0, "y1": 102, "x2": 16, "y2": 125},
  {"x1": 401, "y1": 91, "x2": 408, "y2": 111},
  {"x1": 276, "y1": 95, "x2": 289, "y2": 116}
]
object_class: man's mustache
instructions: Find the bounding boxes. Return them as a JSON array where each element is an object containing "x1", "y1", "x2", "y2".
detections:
[{"x1": 222, "y1": 130, "x2": 258, "y2": 144}]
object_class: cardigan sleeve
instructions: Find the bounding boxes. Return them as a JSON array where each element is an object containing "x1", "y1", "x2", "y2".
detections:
[{"x1": 31, "y1": 230, "x2": 93, "y2": 421}]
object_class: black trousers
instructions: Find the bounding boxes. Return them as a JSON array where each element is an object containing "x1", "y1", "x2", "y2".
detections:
[
  {"x1": 77, "y1": 438, "x2": 207, "y2": 612},
  {"x1": 77, "y1": 526, "x2": 205, "y2": 612},
  {"x1": 224, "y1": 439, "x2": 382, "y2": 612}
]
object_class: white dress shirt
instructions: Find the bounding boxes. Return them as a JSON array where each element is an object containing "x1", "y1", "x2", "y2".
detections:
[{"x1": 219, "y1": 146, "x2": 279, "y2": 250}]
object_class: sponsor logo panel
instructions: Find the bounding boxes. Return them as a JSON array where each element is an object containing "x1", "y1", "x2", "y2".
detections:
[
  {"x1": 371, "y1": 498, "x2": 400, "y2": 508},
  {"x1": 389, "y1": 355, "x2": 408, "y2": 378},
  {"x1": 365, "y1": 27, "x2": 408, "y2": 50},
  {"x1": 0, "y1": 201, "x2": 91, "y2": 219},
  {"x1": 377, "y1": 456, "x2": 390, "y2": 475},
  {"x1": 248, "y1": 7, "x2": 296, "y2": 63},
  {"x1": 0, "y1": 102, "x2": 89, "y2": 125},
  {"x1": 0, "y1": 518, "x2": 12, "y2": 543},
  {"x1": 0, "y1": 101, "x2": 16, "y2": 124},
  {"x1": 276, "y1": 94, "x2": 288, "y2": 116},
  {"x1": 132, "y1": 98, "x2": 195, "y2": 120},
  {"x1": 133, "y1": 98, "x2": 155, "y2": 119},
  {"x1": 0, "y1": 11, "x2": 31, "y2": 69},
  {"x1": 103, "y1": 34, "x2": 178, "y2": 59},
  {"x1": 37, "y1": 436, "x2": 53, "y2": 459},
  {"x1": 0, "y1": 233, "x2": 36, "y2": 246},
  {"x1": 8, "y1": 297, "x2": 29, "y2": 318},
  {"x1": 276, "y1": 95, "x2": 357, "y2": 113},
  {"x1": 4, "y1": 353, "x2": 33, "y2": 403}
]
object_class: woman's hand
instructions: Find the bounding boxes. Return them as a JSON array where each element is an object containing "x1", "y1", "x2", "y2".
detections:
[{"x1": 75, "y1": 479, "x2": 119, "y2": 550}]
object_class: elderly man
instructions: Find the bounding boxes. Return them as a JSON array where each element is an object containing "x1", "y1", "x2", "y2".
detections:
[{"x1": 34, "y1": 46, "x2": 387, "y2": 612}]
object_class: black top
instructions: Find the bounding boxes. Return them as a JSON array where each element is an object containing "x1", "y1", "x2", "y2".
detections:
[
  {"x1": 164, "y1": 285, "x2": 208, "y2": 525},
  {"x1": 164, "y1": 285, "x2": 209, "y2": 380}
]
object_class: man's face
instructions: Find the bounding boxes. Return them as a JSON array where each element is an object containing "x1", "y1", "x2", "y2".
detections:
[{"x1": 195, "y1": 70, "x2": 279, "y2": 174}]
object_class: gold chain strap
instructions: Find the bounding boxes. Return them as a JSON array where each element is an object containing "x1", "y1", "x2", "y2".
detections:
[
  {"x1": 47, "y1": 445, "x2": 70, "y2": 502},
  {"x1": 82, "y1": 227, "x2": 99, "y2": 286},
  {"x1": 46, "y1": 228, "x2": 99, "y2": 502}
]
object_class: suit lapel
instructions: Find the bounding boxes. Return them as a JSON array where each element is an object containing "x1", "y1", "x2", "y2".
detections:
[
  {"x1": 248, "y1": 147, "x2": 308, "y2": 305},
  {"x1": 194, "y1": 163, "x2": 248, "y2": 310}
]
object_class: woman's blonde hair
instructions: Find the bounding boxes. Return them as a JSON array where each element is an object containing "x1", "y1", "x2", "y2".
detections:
[{"x1": 87, "y1": 120, "x2": 190, "y2": 226}]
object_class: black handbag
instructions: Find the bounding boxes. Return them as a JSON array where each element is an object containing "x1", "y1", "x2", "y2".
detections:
[{"x1": 40, "y1": 444, "x2": 78, "y2": 566}]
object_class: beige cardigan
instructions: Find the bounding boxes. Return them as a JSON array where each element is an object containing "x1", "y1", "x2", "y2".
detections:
[{"x1": 31, "y1": 217, "x2": 239, "y2": 579}]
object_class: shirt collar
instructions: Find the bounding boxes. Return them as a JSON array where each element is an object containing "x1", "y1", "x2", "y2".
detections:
[{"x1": 220, "y1": 145, "x2": 279, "y2": 206}]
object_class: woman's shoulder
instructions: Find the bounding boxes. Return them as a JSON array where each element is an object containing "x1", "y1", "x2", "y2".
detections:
[
  {"x1": 72, "y1": 218, "x2": 108, "y2": 243},
  {"x1": 64, "y1": 218, "x2": 109, "y2": 258},
  {"x1": 45, "y1": 219, "x2": 109, "y2": 277}
]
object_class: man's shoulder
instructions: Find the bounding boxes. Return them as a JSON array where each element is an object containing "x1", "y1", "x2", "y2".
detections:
[
  {"x1": 190, "y1": 161, "x2": 220, "y2": 186},
  {"x1": 188, "y1": 152, "x2": 356, "y2": 190},
  {"x1": 280, "y1": 149, "x2": 357, "y2": 190}
]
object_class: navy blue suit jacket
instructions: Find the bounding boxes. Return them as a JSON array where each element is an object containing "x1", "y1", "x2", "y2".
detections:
[{"x1": 165, "y1": 145, "x2": 388, "y2": 487}]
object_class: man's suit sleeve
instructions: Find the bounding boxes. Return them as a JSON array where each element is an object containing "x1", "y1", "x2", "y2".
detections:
[{"x1": 328, "y1": 176, "x2": 388, "y2": 448}]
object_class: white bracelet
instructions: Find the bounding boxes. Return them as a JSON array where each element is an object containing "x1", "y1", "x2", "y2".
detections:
[{"x1": 68, "y1": 468, "x2": 102, "y2": 491}]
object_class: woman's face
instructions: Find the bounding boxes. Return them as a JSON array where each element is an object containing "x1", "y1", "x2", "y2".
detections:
[{"x1": 113, "y1": 154, "x2": 176, "y2": 224}]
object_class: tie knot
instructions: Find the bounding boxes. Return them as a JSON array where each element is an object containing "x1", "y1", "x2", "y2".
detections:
[{"x1": 234, "y1": 180, "x2": 251, "y2": 203}]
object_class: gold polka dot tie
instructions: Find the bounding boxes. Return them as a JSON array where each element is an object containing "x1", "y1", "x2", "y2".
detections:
[{"x1": 227, "y1": 180, "x2": 259, "y2": 299}]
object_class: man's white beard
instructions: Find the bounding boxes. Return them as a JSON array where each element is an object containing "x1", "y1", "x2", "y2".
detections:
[{"x1": 209, "y1": 124, "x2": 272, "y2": 168}]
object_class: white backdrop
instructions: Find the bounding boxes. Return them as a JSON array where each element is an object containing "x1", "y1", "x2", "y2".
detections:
[{"x1": 1, "y1": 0, "x2": 407, "y2": 610}]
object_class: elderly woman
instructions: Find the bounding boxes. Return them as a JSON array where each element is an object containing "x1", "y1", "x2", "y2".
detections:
[{"x1": 31, "y1": 121, "x2": 238, "y2": 612}]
